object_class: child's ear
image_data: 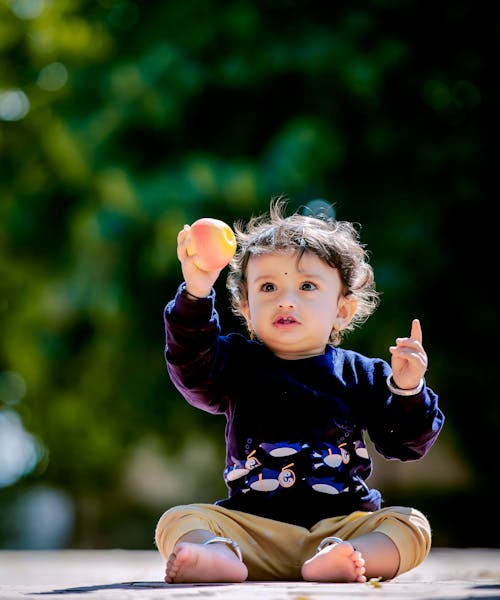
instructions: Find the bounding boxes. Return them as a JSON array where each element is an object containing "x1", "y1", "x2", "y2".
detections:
[{"x1": 336, "y1": 295, "x2": 357, "y2": 326}]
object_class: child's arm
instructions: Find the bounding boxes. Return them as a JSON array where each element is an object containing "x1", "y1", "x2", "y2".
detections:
[
  {"x1": 388, "y1": 318, "x2": 427, "y2": 391},
  {"x1": 367, "y1": 319, "x2": 443, "y2": 461},
  {"x1": 163, "y1": 223, "x2": 235, "y2": 413},
  {"x1": 176, "y1": 224, "x2": 224, "y2": 298}
]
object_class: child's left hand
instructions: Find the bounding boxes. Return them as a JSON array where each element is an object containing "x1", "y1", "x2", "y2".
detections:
[{"x1": 389, "y1": 319, "x2": 428, "y2": 390}]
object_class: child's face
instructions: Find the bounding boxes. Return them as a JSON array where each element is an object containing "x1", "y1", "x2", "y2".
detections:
[{"x1": 241, "y1": 250, "x2": 356, "y2": 360}]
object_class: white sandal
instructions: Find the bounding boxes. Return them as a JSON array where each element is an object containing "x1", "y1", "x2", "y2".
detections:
[{"x1": 203, "y1": 536, "x2": 243, "y2": 562}]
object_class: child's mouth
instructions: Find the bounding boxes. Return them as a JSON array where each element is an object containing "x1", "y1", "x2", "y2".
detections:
[{"x1": 274, "y1": 316, "x2": 299, "y2": 326}]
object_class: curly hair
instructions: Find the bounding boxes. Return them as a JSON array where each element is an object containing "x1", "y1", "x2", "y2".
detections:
[{"x1": 226, "y1": 198, "x2": 380, "y2": 345}]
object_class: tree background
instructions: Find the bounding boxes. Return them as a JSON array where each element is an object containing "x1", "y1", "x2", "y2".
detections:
[{"x1": 0, "y1": 0, "x2": 496, "y2": 549}]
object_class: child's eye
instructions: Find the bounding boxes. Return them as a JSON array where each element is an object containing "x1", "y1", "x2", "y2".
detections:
[
  {"x1": 261, "y1": 282, "x2": 276, "y2": 292},
  {"x1": 300, "y1": 281, "x2": 317, "y2": 291}
]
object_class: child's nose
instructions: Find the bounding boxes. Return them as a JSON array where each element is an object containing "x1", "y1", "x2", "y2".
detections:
[{"x1": 278, "y1": 292, "x2": 296, "y2": 308}]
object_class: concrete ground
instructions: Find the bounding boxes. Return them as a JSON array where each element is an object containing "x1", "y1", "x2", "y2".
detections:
[{"x1": 0, "y1": 547, "x2": 499, "y2": 599}]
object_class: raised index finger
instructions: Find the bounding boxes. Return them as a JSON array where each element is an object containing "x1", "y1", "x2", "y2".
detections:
[{"x1": 410, "y1": 318, "x2": 422, "y2": 343}]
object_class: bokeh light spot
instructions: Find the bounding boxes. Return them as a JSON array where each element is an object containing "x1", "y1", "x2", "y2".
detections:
[
  {"x1": 0, "y1": 410, "x2": 46, "y2": 487},
  {"x1": 0, "y1": 89, "x2": 30, "y2": 121},
  {"x1": 302, "y1": 199, "x2": 336, "y2": 220},
  {"x1": 37, "y1": 62, "x2": 68, "y2": 92},
  {"x1": 8, "y1": 0, "x2": 45, "y2": 20},
  {"x1": 422, "y1": 79, "x2": 452, "y2": 111}
]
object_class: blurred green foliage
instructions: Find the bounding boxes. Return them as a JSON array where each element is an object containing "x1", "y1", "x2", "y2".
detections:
[{"x1": 0, "y1": 0, "x2": 495, "y2": 548}]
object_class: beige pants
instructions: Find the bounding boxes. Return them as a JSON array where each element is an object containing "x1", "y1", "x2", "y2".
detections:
[{"x1": 155, "y1": 503, "x2": 431, "y2": 580}]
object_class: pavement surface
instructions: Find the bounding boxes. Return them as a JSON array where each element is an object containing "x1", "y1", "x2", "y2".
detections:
[{"x1": 0, "y1": 547, "x2": 499, "y2": 600}]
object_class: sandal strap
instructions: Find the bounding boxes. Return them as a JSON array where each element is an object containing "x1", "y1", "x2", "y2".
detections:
[
  {"x1": 316, "y1": 536, "x2": 344, "y2": 554},
  {"x1": 203, "y1": 536, "x2": 243, "y2": 562}
]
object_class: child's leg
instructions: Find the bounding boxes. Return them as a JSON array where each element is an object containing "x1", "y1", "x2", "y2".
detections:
[
  {"x1": 155, "y1": 503, "x2": 308, "y2": 581},
  {"x1": 301, "y1": 506, "x2": 431, "y2": 583}
]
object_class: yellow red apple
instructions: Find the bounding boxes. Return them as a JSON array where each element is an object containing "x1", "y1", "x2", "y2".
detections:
[{"x1": 186, "y1": 217, "x2": 236, "y2": 271}]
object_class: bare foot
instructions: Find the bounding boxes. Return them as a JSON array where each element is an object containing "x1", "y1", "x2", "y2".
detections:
[
  {"x1": 164, "y1": 541, "x2": 248, "y2": 583},
  {"x1": 301, "y1": 541, "x2": 366, "y2": 583}
]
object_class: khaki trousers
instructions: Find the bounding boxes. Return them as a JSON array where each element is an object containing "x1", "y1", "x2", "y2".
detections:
[{"x1": 155, "y1": 503, "x2": 431, "y2": 580}]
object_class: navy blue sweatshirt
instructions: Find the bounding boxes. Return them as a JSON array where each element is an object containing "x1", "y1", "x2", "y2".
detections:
[{"x1": 164, "y1": 285, "x2": 444, "y2": 529}]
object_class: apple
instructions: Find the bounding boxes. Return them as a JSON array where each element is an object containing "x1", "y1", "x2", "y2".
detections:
[{"x1": 186, "y1": 217, "x2": 237, "y2": 271}]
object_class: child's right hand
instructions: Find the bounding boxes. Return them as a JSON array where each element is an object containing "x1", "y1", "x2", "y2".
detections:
[{"x1": 177, "y1": 225, "x2": 223, "y2": 298}]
